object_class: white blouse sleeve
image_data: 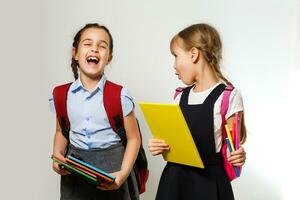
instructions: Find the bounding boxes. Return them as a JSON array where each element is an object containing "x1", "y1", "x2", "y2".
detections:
[
  {"x1": 225, "y1": 88, "x2": 244, "y2": 119},
  {"x1": 49, "y1": 93, "x2": 56, "y2": 114},
  {"x1": 121, "y1": 87, "x2": 135, "y2": 117}
]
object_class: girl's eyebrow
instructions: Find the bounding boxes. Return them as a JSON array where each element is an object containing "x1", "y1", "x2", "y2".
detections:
[{"x1": 82, "y1": 38, "x2": 108, "y2": 45}]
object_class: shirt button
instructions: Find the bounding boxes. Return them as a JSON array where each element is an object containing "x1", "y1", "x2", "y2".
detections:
[
  {"x1": 86, "y1": 117, "x2": 90, "y2": 121},
  {"x1": 87, "y1": 136, "x2": 91, "y2": 139}
]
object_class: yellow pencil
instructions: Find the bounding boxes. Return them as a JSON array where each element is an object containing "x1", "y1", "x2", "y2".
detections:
[{"x1": 225, "y1": 124, "x2": 235, "y2": 151}]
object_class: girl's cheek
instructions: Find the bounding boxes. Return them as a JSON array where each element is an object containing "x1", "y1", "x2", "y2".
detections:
[{"x1": 100, "y1": 51, "x2": 109, "y2": 58}]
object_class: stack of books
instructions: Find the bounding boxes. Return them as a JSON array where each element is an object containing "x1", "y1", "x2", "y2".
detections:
[{"x1": 51, "y1": 154, "x2": 116, "y2": 184}]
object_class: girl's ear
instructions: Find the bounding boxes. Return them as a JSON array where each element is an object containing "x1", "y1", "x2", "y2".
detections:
[
  {"x1": 107, "y1": 55, "x2": 113, "y2": 64},
  {"x1": 72, "y1": 48, "x2": 78, "y2": 60},
  {"x1": 190, "y1": 47, "x2": 200, "y2": 63}
]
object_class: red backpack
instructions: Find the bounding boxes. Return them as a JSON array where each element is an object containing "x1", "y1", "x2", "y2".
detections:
[{"x1": 52, "y1": 80, "x2": 149, "y2": 194}]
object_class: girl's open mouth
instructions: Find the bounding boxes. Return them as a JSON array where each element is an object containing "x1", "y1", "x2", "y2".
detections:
[{"x1": 86, "y1": 56, "x2": 99, "y2": 64}]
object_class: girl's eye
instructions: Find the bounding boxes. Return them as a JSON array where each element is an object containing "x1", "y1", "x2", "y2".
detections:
[
  {"x1": 99, "y1": 45, "x2": 107, "y2": 49},
  {"x1": 84, "y1": 43, "x2": 92, "y2": 46}
]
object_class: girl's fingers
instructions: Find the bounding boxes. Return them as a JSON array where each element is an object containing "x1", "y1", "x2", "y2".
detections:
[
  {"x1": 148, "y1": 144, "x2": 169, "y2": 149},
  {"x1": 53, "y1": 162, "x2": 71, "y2": 175},
  {"x1": 53, "y1": 167, "x2": 60, "y2": 174},
  {"x1": 56, "y1": 168, "x2": 71, "y2": 175},
  {"x1": 149, "y1": 146, "x2": 169, "y2": 153},
  {"x1": 234, "y1": 162, "x2": 244, "y2": 166},
  {"x1": 97, "y1": 181, "x2": 118, "y2": 191},
  {"x1": 149, "y1": 145, "x2": 170, "y2": 150},
  {"x1": 53, "y1": 163, "x2": 61, "y2": 173},
  {"x1": 228, "y1": 146, "x2": 246, "y2": 164},
  {"x1": 151, "y1": 151, "x2": 162, "y2": 156},
  {"x1": 228, "y1": 153, "x2": 243, "y2": 160},
  {"x1": 60, "y1": 170, "x2": 71, "y2": 175},
  {"x1": 148, "y1": 142, "x2": 169, "y2": 149},
  {"x1": 231, "y1": 159, "x2": 244, "y2": 166},
  {"x1": 228, "y1": 156, "x2": 245, "y2": 164},
  {"x1": 100, "y1": 183, "x2": 110, "y2": 189},
  {"x1": 153, "y1": 143, "x2": 169, "y2": 147},
  {"x1": 148, "y1": 139, "x2": 169, "y2": 146},
  {"x1": 54, "y1": 168, "x2": 70, "y2": 175},
  {"x1": 97, "y1": 186, "x2": 108, "y2": 190},
  {"x1": 150, "y1": 139, "x2": 166, "y2": 143},
  {"x1": 228, "y1": 153, "x2": 246, "y2": 166},
  {"x1": 231, "y1": 146, "x2": 245, "y2": 156},
  {"x1": 151, "y1": 150, "x2": 165, "y2": 156}
]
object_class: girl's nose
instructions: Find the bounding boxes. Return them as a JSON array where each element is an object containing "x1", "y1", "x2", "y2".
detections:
[
  {"x1": 91, "y1": 45, "x2": 99, "y2": 53},
  {"x1": 91, "y1": 48, "x2": 99, "y2": 53}
]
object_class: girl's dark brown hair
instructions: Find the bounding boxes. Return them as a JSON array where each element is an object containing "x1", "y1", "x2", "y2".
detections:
[
  {"x1": 71, "y1": 23, "x2": 113, "y2": 80},
  {"x1": 171, "y1": 23, "x2": 247, "y2": 143}
]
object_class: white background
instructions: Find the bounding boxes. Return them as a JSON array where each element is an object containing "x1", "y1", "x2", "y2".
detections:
[{"x1": 0, "y1": 0, "x2": 299, "y2": 199}]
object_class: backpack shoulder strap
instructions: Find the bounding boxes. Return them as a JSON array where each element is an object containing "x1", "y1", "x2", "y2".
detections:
[
  {"x1": 220, "y1": 85, "x2": 234, "y2": 138},
  {"x1": 52, "y1": 82, "x2": 72, "y2": 139},
  {"x1": 173, "y1": 87, "x2": 186, "y2": 100},
  {"x1": 103, "y1": 80, "x2": 123, "y2": 133}
]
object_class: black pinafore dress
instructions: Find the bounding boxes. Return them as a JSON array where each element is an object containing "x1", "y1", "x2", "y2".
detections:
[{"x1": 155, "y1": 84, "x2": 234, "y2": 200}]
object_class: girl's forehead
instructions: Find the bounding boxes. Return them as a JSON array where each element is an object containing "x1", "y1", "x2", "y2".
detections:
[
  {"x1": 80, "y1": 28, "x2": 110, "y2": 43},
  {"x1": 171, "y1": 38, "x2": 185, "y2": 51},
  {"x1": 170, "y1": 38, "x2": 179, "y2": 51}
]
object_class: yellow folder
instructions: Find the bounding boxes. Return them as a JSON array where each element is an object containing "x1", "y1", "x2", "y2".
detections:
[{"x1": 139, "y1": 102, "x2": 204, "y2": 168}]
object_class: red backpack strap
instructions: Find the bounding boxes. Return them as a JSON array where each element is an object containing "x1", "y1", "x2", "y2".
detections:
[
  {"x1": 220, "y1": 85, "x2": 234, "y2": 138},
  {"x1": 104, "y1": 81, "x2": 149, "y2": 193},
  {"x1": 173, "y1": 87, "x2": 186, "y2": 100},
  {"x1": 52, "y1": 83, "x2": 72, "y2": 139},
  {"x1": 103, "y1": 80, "x2": 123, "y2": 132}
]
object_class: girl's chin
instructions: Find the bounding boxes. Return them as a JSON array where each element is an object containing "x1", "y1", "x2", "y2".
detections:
[
  {"x1": 182, "y1": 79, "x2": 194, "y2": 86},
  {"x1": 80, "y1": 70, "x2": 103, "y2": 79},
  {"x1": 80, "y1": 65, "x2": 103, "y2": 73},
  {"x1": 85, "y1": 62, "x2": 100, "y2": 69}
]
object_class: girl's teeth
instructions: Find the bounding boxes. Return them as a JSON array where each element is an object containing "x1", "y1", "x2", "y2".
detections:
[{"x1": 87, "y1": 57, "x2": 98, "y2": 61}]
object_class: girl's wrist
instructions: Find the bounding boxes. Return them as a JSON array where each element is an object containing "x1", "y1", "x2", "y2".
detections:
[{"x1": 119, "y1": 169, "x2": 130, "y2": 179}]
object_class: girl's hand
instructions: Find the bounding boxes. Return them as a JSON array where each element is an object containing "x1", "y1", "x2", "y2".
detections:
[
  {"x1": 97, "y1": 170, "x2": 127, "y2": 190},
  {"x1": 227, "y1": 146, "x2": 246, "y2": 166},
  {"x1": 148, "y1": 139, "x2": 170, "y2": 156},
  {"x1": 52, "y1": 154, "x2": 71, "y2": 176}
]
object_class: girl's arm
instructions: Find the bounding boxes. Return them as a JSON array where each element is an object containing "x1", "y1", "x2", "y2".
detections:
[
  {"x1": 52, "y1": 118, "x2": 70, "y2": 175},
  {"x1": 99, "y1": 111, "x2": 141, "y2": 190},
  {"x1": 226, "y1": 112, "x2": 246, "y2": 166},
  {"x1": 120, "y1": 110, "x2": 141, "y2": 175}
]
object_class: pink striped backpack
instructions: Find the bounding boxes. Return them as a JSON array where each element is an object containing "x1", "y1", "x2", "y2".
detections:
[{"x1": 220, "y1": 85, "x2": 242, "y2": 181}]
